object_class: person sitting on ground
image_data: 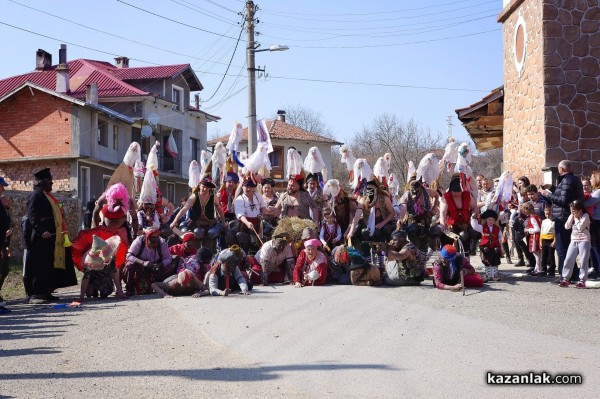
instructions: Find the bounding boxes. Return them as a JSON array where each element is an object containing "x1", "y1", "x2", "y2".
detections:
[
  {"x1": 378, "y1": 229, "x2": 427, "y2": 286},
  {"x1": 346, "y1": 178, "x2": 396, "y2": 243},
  {"x1": 276, "y1": 174, "x2": 320, "y2": 223},
  {"x1": 260, "y1": 178, "x2": 280, "y2": 238},
  {"x1": 124, "y1": 227, "x2": 174, "y2": 296},
  {"x1": 250, "y1": 232, "x2": 295, "y2": 285},
  {"x1": 294, "y1": 238, "x2": 328, "y2": 287},
  {"x1": 170, "y1": 178, "x2": 226, "y2": 246},
  {"x1": 206, "y1": 245, "x2": 252, "y2": 296},
  {"x1": 78, "y1": 235, "x2": 124, "y2": 301},
  {"x1": 178, "y1": 246, "x2": 214, "y2": 282},
  {"x1": 432, "y1": 244, "x2": 484, "y2": 291},
  {"x1": 169, "y1": 232, "x2": 198, "y2": 258},
  {"x1": 137, "y1": 197, "x2": 160, "y2": 233},
  {"x1": 319, "y1": 209, "x2": 342, "y2": 252},
  {"x1": 470, "y1": 209, "x2": 503, "y2": 281},
  {"x1": 151, "y1": 269, "x2": 209, "y2": 298},
  {"x1": 229, "y1": 176, "x2": 269, "y2": 252}
]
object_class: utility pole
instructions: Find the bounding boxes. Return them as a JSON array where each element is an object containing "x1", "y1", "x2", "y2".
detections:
[
  {"x1": 246, "y1": 0, "x2": 257, "y2": 155},
  {"x1": 446, "y1": 115, "x2": 453, "y2": 139}
]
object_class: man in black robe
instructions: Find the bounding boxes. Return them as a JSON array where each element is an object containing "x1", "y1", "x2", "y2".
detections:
[{"x1": 23, "y1": 168, "x2": 76, "y2": 304}]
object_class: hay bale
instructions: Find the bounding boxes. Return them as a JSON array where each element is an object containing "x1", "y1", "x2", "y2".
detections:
[{"x1": 273, "y1": 217, "x2": 316, "y2": 243}]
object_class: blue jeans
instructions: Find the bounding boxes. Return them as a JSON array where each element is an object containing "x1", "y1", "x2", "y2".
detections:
[
  {"x1": 590, "y1": 219, "x2": 600, "y2": 271},
  {"x1": 554, "y1": 218, "x2": 572, "y2": 276}
]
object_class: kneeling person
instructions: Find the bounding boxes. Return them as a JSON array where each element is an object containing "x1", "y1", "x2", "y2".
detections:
[
  {"x1": 152, "y1": 269, "x2": 209, "y2": 298},
  {"x1": 207, "y1": 245, "x2": 252, "y2": 296},
  {"x1": 432, "y1": 244, "x2": 484, "y2": 291},
  {"x1": 251, "y1": 233, "x2": 295, "y2": 285}
]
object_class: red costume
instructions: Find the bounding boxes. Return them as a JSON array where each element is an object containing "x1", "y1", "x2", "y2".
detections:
[
  {"x1": 527, "y1": 214, "x2": 542, "y2": 252},
  {"x1": 293, "y1": 250, "x2": 328, "y2": 286},
  {"x1": 443, "y1": 191, "x2": 471, "y2": 228}
]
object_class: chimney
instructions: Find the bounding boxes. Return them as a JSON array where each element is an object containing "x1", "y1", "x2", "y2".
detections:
[
  {"x1": 115, "y1": 56, "x2": 129, "y2": 68},
  {"x1": 277, "y1": 109, "x2": 286, "y2": 122},
  {"x1": 86, "y1": 83, "x2": 98, "y2": 105},
  {"x1": 194, "y1": 93, "x2": 200, "y2": 109},
  {"x1": 55, "y1": 44, "x2": 69, "y2": 93},
  {"x1": 36, "y1": 49, "x2": 52, "y2": 71}
]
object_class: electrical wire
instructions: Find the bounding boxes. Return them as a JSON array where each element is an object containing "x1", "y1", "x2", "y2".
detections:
[
  {"x1": 202, "y1": 24, "x2": 244, "y2": 102},
  {"x1": 169, "y1": 0, "x2": 240, "y2": 25},
  {"x1": 258, "y1": 0, "x2": 497, "y2": 24},
  {"x1": 115, "y1": 0, "x2": 244, "y2": 40},
  {"x1": 291, "y1": 28, "x2": 501, "y2": 49},
  {"x1": 203, "y1": 0, "x2": 240, "y2": 14},
  {"x1": 7, "y1": 0, "x2": 246, "y2": 69},
  {"x1": 260, "y1": 0, "x2": 477, "y2": 17}
]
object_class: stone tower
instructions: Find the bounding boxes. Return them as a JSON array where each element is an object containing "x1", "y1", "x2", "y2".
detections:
[{"x1": 499, "y1": 0, "x2": 600, "y2": 182}]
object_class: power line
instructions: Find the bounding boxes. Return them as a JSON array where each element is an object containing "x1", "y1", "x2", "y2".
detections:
[
  {"x1": 202, "y1": 24, "x2": 244, "y2": 102},
  {"x1": 203, "y1": 0, "x2": 240, "y2": 14},
  {"x1": 292, "y1": 28, "x2": 501, "y2": 49},
  {"x1": 262, "y1": 13, "x2": 497, "y2": 42},
  {"x1": 259, "y1": 0, "x2": 497, "y2": 23},
  {"x1": 260, "y1": 7, "x2": 499, "y2": 35},
  {"x1": 7, "y1": 0, "x2": 246, "y2": 69},
  {"x1": 115, "y1": 0, "x2": 244, "y2": 40},
  {"x1": 260, "y1": 0, "x2": 477, "y2": 17},
  {"x1": 267, "y1": 75, "x2": 491, "y2": 92},
  {"x1": 169, "y1": 0, "x2": 240, "y2": 25}
]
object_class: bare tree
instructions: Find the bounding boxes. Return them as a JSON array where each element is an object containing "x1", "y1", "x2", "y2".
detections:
[
  {"x1": 276, "y1": 104, "x2": 334, "y2": 138},
  {"x1": 349, "y1": 114, "x2": 442, "y2": 186},
  {"x1": 470, "y1": 148, "x2": 503, "y2": 180}
]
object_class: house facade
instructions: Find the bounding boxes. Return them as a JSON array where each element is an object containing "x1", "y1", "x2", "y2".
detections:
[
  {"x1": 209, "y1": 111, "x2": 343, "y2": 187},
  {"x1": 0, "y1": 45, "x2": 218, "y2": 210}
]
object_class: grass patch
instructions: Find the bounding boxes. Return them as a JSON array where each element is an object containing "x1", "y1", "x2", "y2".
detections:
[
  {"x1": 1, "y1": 258, "x2": 84, "y2": 301},
  {"x1": 1, "y1": 258, "x2": 25, "y2": 300}
]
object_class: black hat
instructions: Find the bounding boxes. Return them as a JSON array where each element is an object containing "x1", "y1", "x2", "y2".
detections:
[
  {"x1": 262, "y1": 178, "x2": 275, "y2": 187},
  {"x1": 33, "y1": 168, "x2": 52, "y2": 181},
  {"x1": 272, "y1": 232, "x2": 290, "y2": 241},
  {"x1": 481, "y1": 209, "x2": 498, "y2": 220},
  {"x1": 448, "y1": 175, "x2": 462, "y2": 192},
  {"x1": 306, "y1": 173, "x2": 319, "y2": 183},
  {"x1": 242, "y1": 178, "x2": 257, "y2": 187},
  {"x1": 199, "y1": 178, "x2": 216, "y2": 189},
  {"x1": 349, "y1": 255, "x2": 368, "y2": 270},
  {"x1": 196, "y1": 246, "x2": 213, "y2": 264}
]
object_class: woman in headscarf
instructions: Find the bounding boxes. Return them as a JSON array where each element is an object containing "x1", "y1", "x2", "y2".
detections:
[
  {"x1": 431, "y1": 244, "x2": 484, "y2": 291},
  {"x1": 293, "y1": 238, "x2": 328, "y2": 287}
]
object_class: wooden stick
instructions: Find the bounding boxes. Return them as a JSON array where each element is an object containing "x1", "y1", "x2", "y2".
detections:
[
  {"x1": 460, "y1": 269, "x2": 465, "y2": 296},
  {"x1": 249, "y1": 224, "x2": 264, "y2": 246}
]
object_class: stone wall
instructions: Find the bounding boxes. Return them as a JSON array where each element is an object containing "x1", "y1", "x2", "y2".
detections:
[
  {"x1": 3, "y1": 190, "x2": 82, "y2": 261},
  {"x1": 501, "y1": 0, "x2": 547, "y2": 183},
  {"x1": 0, "y1": 160, "x2": 72, "y2": 192},
  {"x1": 542, "y1": 1, "x2": 600, "y2": 176}
]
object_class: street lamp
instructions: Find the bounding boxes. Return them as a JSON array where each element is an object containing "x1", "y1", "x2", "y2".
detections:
[{"x1": 246, "y1": 42, "x2": 289, "y2": 154}]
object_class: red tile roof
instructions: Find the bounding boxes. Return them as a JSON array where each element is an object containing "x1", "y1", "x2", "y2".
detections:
[
  {"x1": 0, "y1": 59, "x2": 202, "y2": 101},
  {"x1": 208, "y1": 119, "x2": 343, "y2": 146}
]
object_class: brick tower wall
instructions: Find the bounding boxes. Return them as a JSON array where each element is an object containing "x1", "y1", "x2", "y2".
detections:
[
  {"x1": 542, "y1": 1, "x2": 600, "y2": 177},
  {"x1": 501, "y1": 0, "x2": 547, "y2": 184}
]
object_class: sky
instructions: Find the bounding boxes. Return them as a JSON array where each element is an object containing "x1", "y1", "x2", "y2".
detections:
[{"x1": 0, "y1": 0, "x2": 504, "y2": 147}]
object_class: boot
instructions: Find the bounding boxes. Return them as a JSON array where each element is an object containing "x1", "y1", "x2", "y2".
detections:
[
  {"x1": 502, "y1": 242, "x2": 512, "y2": 264},
  {"x1": 484, "y1": 266, "x2": 491, "y2": 282}
]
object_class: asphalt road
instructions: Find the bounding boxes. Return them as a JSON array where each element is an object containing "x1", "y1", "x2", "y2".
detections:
[{"x1": 1, "y1": 259, "x2": 599, "y2": 399}]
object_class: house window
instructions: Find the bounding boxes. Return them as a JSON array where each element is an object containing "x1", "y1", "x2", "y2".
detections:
[
  {"x1": 103, "y1": 175, "x2": 111, "y2": 191},
  {"x1": 113, "y1": 126, "x2": 119, "y2": 150},
  {"x1": 167, "y1": 182, "x2": 175, "y2": 204},
  {"x1": 190, "y1": 137, "x2": 200, "y2": 162},
  {"x1": 98, "y1": 120, "x2": 108, "y2": 147},
  {"x1": 79, "y1": 166, "x2": 90, "y2": 206},
  {"x1": 269, "y1": 145, "x2": 284, "y2": 179},
  {"x1": 172, "y1": 85, "x2": 184, "y2": 112}
]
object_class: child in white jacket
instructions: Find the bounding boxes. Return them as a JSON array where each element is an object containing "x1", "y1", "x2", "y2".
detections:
[{"x1": 559, "y1": 200, "x2": 591, "y2": 288}]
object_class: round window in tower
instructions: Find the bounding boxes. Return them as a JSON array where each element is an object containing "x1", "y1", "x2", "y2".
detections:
[{"x1": 513, "y1": 14, "x2": 527, "y2": 78}]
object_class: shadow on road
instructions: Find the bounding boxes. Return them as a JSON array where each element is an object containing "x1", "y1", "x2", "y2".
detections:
[{"x1": 0, "y1": 363, "x2": 396, "y2": 382}]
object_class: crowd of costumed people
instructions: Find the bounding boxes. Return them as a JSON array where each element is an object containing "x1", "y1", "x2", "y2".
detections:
[{"x1": 2, "y1": 121, "x2": 599, "y2": 311}]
